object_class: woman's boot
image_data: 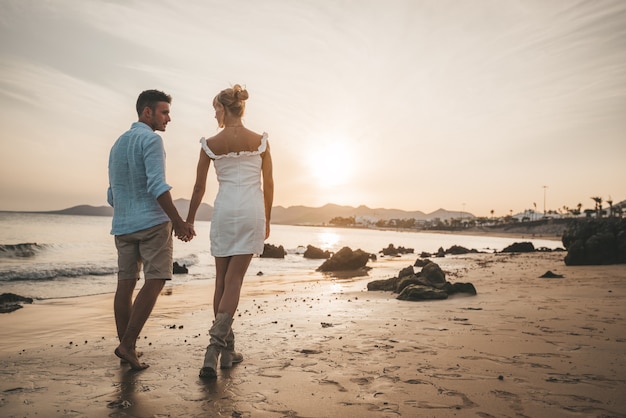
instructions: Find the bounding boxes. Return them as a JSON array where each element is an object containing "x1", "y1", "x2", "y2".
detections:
[
  {"x1": 220, "y1": 328, "x2": 244, "y2": 369},
  {"x1": 199, "y1": 312, "x2": 232, "y2": 378}
]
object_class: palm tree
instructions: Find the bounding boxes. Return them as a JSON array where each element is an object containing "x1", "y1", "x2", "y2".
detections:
[
  {"x1": 607, "y1": 197, "x2": 613, "y2": 217},
  {"x1": 591, "y1": 196, "x2": 603, "y2": 218}
]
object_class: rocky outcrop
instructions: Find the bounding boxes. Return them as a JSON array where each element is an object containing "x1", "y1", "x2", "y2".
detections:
[
  {"x1": 562, "y1": 218, "x2": 626, "y2": 265},
  {"x1": 261, "y1": 243, "x2": 286, "y2": 258},
  {"x1": 540, "y1": 270, "x2": 564, "y2": 278},
  {"x1": 380, "y1": 244, "x2": 414, "y2": 256},
  {"x1": 367, "y1": 261, "x2": 477, "y2": 301},
  {"x1": 501, "y1": 242, "x2": 535, "y2": 253},
  {"x1": 397, "y1": 286, "x2": 449, "y2": 301},
  {"x1": 316, "y1": 247, "x2": 372, "y2": 272},
  {"x1": 445, "y1": 245, "x2": 478, "y2": 255},
  {"x1": 0, "y1": 293, "x2": 33, "y2": 313},
  {"x1": 414, "y1": 258, "x2": 431, "y2": 267},
  {"x1": 419, "y1": 245, "x2": 482, "y2": 258},
  {"x1": 366, "y1": 276, "x2": 398, "y2": 292},
  {"x1": 303, "y1": 245, "x2": 332, "y2": 259},
  {"x1": 173, "y1": 262, "x2": 188, "y2": 274}
]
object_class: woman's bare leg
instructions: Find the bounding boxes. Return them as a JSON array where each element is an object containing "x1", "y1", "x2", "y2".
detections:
[
  {"x1": 213, "y1": 257, "x2": 229, "y2": 316},
  {"x1": 215, "y1": 254, "x2": 252, "y2": 316}
]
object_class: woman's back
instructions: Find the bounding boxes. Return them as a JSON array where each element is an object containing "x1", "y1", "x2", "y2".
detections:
[
  {"x1": 204, "y1": 127, "x2": 263, "y2": 156},
  {"x1": 200, "y1": 132, "x2": 268, "y2": 257}
]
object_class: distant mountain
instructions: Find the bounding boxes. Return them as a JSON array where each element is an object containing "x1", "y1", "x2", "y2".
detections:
[
  {"x1": 44, "y1": 200, "x2": 212, "y2": 220},
  {"x1": 46, "y1": 205, "x2": 113, "y2": 216},
  {"x1": 272, "y1": 203, "x2": 431, "y2": 224},
  {"x1": 43, "y1": 200, "x2": 468, "y2": 224}
]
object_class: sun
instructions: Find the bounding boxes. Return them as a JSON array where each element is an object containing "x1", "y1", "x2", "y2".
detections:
[{"x1": 309, "y1": 142, "x2": 354, "y2": 188}]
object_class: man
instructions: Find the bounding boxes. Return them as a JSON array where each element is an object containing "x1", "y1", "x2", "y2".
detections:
[{"x1": 107, "y1": 89, "x2": 195, "y2": 370}]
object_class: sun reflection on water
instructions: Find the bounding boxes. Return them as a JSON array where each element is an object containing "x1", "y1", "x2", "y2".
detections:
[{"x1": 317, "y1": 230, "x2": 340, "y2": 251}]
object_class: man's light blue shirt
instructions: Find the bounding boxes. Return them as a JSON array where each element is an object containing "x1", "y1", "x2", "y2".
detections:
[{"x1": 107, "y1": 122, "x2": 172, "y2": 235}]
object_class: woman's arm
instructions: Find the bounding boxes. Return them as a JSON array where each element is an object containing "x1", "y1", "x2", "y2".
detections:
[
  {"x1": 261, "y1": 142, "x2": 274, "y2": 239},
  {"x1": 186, "y1": 149, "x2": 211, "y2": 225}
]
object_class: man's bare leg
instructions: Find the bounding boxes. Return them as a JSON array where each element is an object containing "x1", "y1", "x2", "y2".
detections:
[
  {"x1": 114, "y1": 278, "x2": 137, "y2": 341},
  {"x1": 115, "y1": 279, "x2": 166, "y2": 370}
]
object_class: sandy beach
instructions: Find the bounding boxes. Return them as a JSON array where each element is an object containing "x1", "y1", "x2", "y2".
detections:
[{"x1": 1, "y1": 250, "x2": 625, "y2": 417}]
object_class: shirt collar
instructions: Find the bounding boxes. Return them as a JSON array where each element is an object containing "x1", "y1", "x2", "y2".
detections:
[{"x1": 131, "y1": 121, "x2": 153, "y2": 131}]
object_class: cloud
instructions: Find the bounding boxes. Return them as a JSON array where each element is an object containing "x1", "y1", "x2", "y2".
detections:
[{"x1": 0, "y1": 0, "x2": 625, "y2": 213}]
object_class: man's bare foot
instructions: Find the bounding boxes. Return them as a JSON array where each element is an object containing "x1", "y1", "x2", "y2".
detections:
[
  {"x1": 119, "y1": 350, "x2": 143, "y2": 365},
  {"x1": 115, "y1": 347, "x2": 149, "y2": 370}
]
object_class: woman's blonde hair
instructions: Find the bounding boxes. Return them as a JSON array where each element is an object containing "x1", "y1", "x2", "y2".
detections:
[{"x1": 214, "y1": 84, "x2": 249, "y2": 118}]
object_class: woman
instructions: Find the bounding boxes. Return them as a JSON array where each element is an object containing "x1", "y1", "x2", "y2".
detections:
[{"x1": 186, "y1": 84, "x2": 274, "y2": 378}]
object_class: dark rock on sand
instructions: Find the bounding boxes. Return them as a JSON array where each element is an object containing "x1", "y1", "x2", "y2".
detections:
[
  {"x1": 562, "y1": 218, "x2": 626, "y2": 265},
  {"x1": 173, "y1": 262, "x2": 188, "y2": 274},
  {"x1": 367, "y1": 261, "x2": 477, "y2": 301},
  {"x1": 416, "y1": 245, "x2": 479, "y2": 260},
  {"x1": 421, "y1": 262, "x2": 446, "y2": 285},
  {"x1": 317, "y1": 246, "x2": 371, "y2": 272},
  {"x1": 540, "y1": 270, "x2": 564, "y2": 278},
  {"x1": 414, "y1": 258, "x2": 431, "y2": 267},
  {"x1": 396, "y1": 274, "x2": 433, "y2": 293},
  {"x1": 501, "y1": 242, "x2": 535, "y2": 253},
  {"x1": 366, "y1": 277, "x2": 399, "y2": 292},
  {"x1": 0, "y1": 293, "x2": 34, "y2": 313},
  {"x1": 448, "y1": 282, "x2": 477, "y2": 295},
  {"x1": 445, "y1": 245, "x2": 478, "y2": 255},
  {"x1": 303, "y1": 245, "x2": 332, "y2": 259},
  {"x1": 397, "y1": 285, "x2": 448, "y2": 301},
  {"x1": 380, "y1": 244, "x2": 414, "y2": 256},
  {"x1": 261, "y1": 243, "x2": 286, "y2": 258},
  {"x1": 398, "y1": 265, "x2": 414, "y2": 279}
]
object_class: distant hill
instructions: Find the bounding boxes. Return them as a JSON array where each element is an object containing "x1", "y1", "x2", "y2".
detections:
[
  {"x1": 43, "y1": 200, "x2": 467, "y2": 224},
  {"x1": 271, "y1": 203, "x2": 465, "y2": 224},
  {"x1": 44, "y1": 200, "x2": 212, "y2": 220},
  {"x1": 46, "y1": 205, "x2": 114, "y2": 216}
]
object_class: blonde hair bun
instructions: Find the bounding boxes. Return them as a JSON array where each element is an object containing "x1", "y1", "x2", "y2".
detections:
[
  {"x1": 233, "y1": 84, "x2": 249, "y2": 101},
  {"x1": 215, "y1": 84, "x2": 249, "y2": 117}
]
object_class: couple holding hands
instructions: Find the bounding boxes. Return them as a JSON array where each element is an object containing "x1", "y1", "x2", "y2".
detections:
[{"x1": 107, "y1": 85, "x2": 274, "y2": 378}]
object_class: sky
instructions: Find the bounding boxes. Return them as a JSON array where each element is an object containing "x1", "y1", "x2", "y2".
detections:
[{"x1": 0, "y1": 0, "x2": 624, "y2": 217}]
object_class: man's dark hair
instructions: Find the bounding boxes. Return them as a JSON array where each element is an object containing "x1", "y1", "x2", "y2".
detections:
[{"x1": 136, "y1": 90, "x2": 172, "y2": 116}]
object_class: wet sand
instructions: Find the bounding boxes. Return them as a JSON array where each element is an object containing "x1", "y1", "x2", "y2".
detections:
[{"x1": 1, "y1": 251, "x2": 625, "y2": 417}]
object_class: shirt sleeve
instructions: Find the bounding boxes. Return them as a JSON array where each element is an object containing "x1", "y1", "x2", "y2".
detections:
[
  {"x1": 143, "y1": 135, "x2": 172, "y2": 199},
  {"x1": 107, "y1": 186, "x2": 114, "y2": 207}
]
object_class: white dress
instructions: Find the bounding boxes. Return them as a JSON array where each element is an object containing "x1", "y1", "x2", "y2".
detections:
[{"x1": 200, "y1": 133, "x2": 268, "y2": 257}]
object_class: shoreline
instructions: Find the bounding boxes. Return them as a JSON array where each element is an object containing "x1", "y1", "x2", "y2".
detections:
[
  {"x1": 420, "y1": 227, "x2": 563, "y2": 242},
  {"x1": 1, "y1": 251, "x2": 624, "y2": 416},
  {"x1": 1, "y1": 226, "x2": 565, "y2": 302},
  {"x1": 291, "y1": 222, "x2": 566, "y2": 242}
]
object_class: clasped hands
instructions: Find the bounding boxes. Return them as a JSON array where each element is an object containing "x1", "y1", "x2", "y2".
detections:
[{"x1": 175, "y1": 222, "x2": 196, "y2": 242}]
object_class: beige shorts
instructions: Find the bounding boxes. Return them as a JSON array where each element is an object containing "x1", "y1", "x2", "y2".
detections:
[{"x1": 115, "y1": 222, "x2": 173, "y2": 280}]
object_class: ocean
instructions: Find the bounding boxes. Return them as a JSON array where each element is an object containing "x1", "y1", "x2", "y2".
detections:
[{"x1": 0, "y1": 212, "x2": 563, "y2": 300}]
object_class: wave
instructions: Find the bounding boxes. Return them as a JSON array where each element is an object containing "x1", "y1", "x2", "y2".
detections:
[
  {"x1": 0, "y1": 243, "x2": 47, "y2": 258},
  {"x1": 0, "y1": 266, "x2": 116, "y2": 282},
  {"x1": 174, "y1": 254, "x2": 198, "y2": 267}
]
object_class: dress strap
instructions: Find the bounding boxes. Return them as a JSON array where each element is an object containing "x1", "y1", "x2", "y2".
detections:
[
  {"x1": 200, "y1": 132, "x2": 268, "y2": 159},
  {"x1": 199, "y1": 137, "x2": 217, "y2": 159}
]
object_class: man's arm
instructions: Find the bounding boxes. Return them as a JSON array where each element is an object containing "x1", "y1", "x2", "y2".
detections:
[{"x1": 157, "y1": 191, "x2": 195, "y2": 241}]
